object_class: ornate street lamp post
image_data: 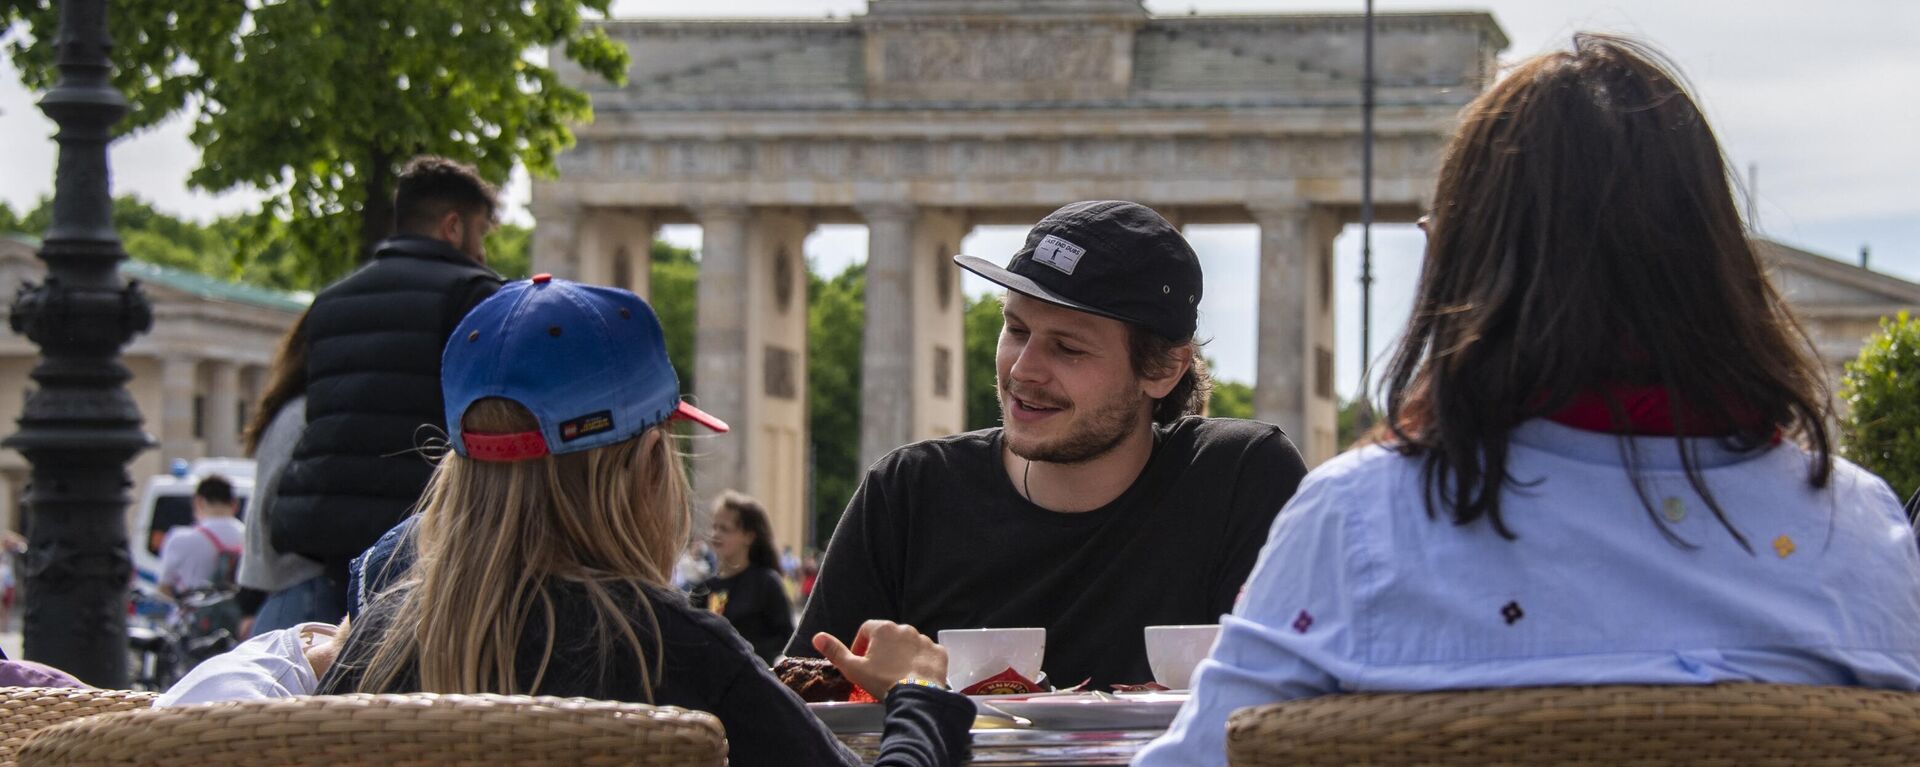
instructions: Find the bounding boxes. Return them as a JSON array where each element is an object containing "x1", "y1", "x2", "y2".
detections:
[{"x1": 5, "y1": 0, "x2": 153, "y2": 687}]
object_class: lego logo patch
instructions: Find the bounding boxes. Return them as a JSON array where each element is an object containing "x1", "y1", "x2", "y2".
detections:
[
  {"x1": 559, "y1": 410, "x2": 614, "y2": 442},
  {"x1": 1031, "y1": 235, "x2": 1086, "y2": 275}
]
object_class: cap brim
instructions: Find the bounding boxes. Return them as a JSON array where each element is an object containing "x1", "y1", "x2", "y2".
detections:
[
  {"x1": 952, "y1": 254, "x2": 1138, "y2": 328},
  {"x1": 670, "y1": 401, "x2": 729, "y2": 433}
]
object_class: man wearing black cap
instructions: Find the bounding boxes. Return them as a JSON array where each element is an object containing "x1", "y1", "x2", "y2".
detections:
[{"x1": 788, "y1": 201, "x2": 1309, "y2": 690}]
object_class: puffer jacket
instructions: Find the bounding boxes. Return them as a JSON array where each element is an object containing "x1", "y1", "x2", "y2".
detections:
[{"x1": 271, "y1": 236, "x2": 500, "y2": 579}]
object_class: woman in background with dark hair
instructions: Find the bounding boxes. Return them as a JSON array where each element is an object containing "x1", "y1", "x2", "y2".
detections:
[
  {"x1": 702, "y1": 491, "x2": 795, "y2": 664},
  {"x1": 239, "y1": 312, "x2": 335, "y2": 633},
  {"x1": 1137, "y1": 34, "x2": 1920, "y2": 767}
]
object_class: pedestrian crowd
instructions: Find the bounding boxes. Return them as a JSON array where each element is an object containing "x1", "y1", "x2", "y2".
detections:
[{"x1": 5, "y1": 33, "x2": 1919, "y2": 767}]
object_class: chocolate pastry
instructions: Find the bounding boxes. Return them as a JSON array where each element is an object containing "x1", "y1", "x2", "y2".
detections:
[{"x1": 774, "y1": 656, "x2": 854, "y2": 703}]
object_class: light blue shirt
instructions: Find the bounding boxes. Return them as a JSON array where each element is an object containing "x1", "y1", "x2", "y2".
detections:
[{"x1": 1137, "y1": 420, "x2": 1920, "y2": 767}]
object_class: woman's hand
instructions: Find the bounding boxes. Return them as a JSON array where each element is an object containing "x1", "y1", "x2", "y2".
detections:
[{"x1": 813, "y1": 620, "x2": 949, "y2": 697}]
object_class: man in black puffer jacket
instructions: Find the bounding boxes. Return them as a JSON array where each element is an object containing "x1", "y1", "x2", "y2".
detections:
[{"x1": 270, "y1": 156, "x2": 504, "y2": 619}]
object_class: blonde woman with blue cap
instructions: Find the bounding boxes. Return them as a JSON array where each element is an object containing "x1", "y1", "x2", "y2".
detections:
[{"x1": 313, "y1": 275, "x2": 972, "y2": 766}]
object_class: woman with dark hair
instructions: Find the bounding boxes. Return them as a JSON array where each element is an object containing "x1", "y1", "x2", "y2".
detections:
[
  {"x1": 1137, "y1": 34, "x2": 1920, "y2": 766},
  {"x1": 701, "y1": 491, "x2": 796, "y2": 664},
  {"x1": 238, "y1": 312, "x2": 336, "y2": 633}
]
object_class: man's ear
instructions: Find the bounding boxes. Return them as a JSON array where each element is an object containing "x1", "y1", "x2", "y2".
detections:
[
  {"x1": 436, "y1": 209, "x2": 465, "y2": 244},
  {"x1": 1140, "y1": 344, "x2": 1192, "y2": 400}
]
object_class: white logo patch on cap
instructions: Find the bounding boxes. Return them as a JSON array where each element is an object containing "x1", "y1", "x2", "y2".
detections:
[{"x1": 1031, "y1": 234, "x2": 1087, "y2": 275}]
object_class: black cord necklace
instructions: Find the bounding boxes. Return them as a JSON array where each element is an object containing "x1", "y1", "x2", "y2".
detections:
[{"x1": 1023, "y1": 458, "x2": 1034, "y2": 505}]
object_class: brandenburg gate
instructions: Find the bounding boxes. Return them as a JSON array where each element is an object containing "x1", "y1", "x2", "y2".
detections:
[{"x1": 531, "y1": 0, "x2": 1508, "y2": 547}]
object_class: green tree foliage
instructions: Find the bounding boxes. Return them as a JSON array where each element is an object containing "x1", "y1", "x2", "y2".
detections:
[
  {"x1": 484, "y1": 223, "x2": 533, "y2": 281},
  {"x1": 807, "y1": 263, "x2": 865, "y2": 548},
  {"x1": 2, "y1": 0, "x2": 630, "y2": 285},
  {"x1": 649, "y1": 240, "x2": 698, "y2": 395},
  {"x1": 1209, "y1": 378, "x2": 1253, "y2": 420},
  {"x1": 963, "y1": 292, "x2": 1004, "y2": 432},
  {"x1": 1840, "y1": 312, "x2": 1920, "y2": 501},
  {"x1": 0, "y1": 200, "x2": 24, "y2": 234}
]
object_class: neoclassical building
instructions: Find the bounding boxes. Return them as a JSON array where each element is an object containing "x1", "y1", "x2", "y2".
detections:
[
  {"x1": 532, "y1": 0, "x2": 1507, "y2": 548},
  {"x1": 529, "y1": 0, "x2": 1916, "y2": 550},
  {"x1": 0, "y1": 235, "x2": 305, "y2": 535}
]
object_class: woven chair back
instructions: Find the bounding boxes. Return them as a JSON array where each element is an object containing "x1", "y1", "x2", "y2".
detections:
[
  {"x1": 1226, "y1": 684, "x2": 1920, "y2": 766},
  {"x1": 0, "y1": 687, "x2": 156, "y2": 767},
  {"x1": 17, "y1": 692, "x2": 727, "y2": 767}
]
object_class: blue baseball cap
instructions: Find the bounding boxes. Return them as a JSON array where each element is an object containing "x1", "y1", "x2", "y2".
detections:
[{"x1": 443, "y1": 274, "x2": 727, "y2": 462}]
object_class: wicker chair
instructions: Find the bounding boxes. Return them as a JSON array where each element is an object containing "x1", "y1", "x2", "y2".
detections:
[
  {"x1": 1226, "y1": 684, "x2": 1920, "y2": 766},
  {"x1": 17, "y1": 692, "x2": 727, "y2": 767},
  {"x1": 0, "y1": 687, "x2": 156, "y2": 767}
]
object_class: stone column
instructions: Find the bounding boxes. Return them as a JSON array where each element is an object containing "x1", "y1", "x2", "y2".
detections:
[
  {"x1": 204, "y1": 361, "x2": 240, "y2": 458},
  {"x1": 159, "y1": 356, "x2": 199, "y2": 465},
  {"x1": 615, "y1": 212, "x2": 657, "y2": 298},
  {"x1": 528, "y1": 197, "x2": 583, "y2": 280},
  {"x1": 692, "y1": 204, "x2": 751, "y2": 507},
  {"x1": 858, "y1": 203, "x2": 917, "y2": 471},
  {"x1": 1251, "y1": 202, "x2": 1312, "y2": 450},
  {"x1": 573, "y1": 209, "x2": 655, "y2": 289},
  {"x1": 743, "y1": 210, "x2": 814, "y2": 554},
  {"x1": 911, "y1": 209, "x2": 969, "y2": 439}
]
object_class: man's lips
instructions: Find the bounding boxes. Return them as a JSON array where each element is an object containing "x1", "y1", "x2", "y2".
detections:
[{"x1": 1008, "y1": 393, "x2": 1066, "y2": 422}]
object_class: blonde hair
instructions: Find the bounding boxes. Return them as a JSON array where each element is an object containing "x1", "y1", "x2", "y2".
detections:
[{"x1": 353, "y1": 398, "x2": 692, "y2": 697}]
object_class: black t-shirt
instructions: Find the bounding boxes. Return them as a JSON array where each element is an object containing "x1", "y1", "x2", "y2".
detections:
[
  {"x1": 323, "y1": 580, "x2": 972, "y2": 767},
  {"x1": 698, "y1": 565, "x2": 795, "y2": 665},
  {"x1": 787, "y1": 417, "x2": 1308, "y2": 689}
]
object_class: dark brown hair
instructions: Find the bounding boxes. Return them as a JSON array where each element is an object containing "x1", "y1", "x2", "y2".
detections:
[
  {"x1": 1128, "y1": 327, "x2": 1211, "y2": 425},
  {"x1": 1381, "y1": 34, "x2": 1831, "y2": 548},
  {"x1": 243, "y1": 311, "x2": 310, "y2": 455},
  {"x1": 715, "y1": 491, "x2": 779, "y2": 572},
  {"x1": 393, "y1": 156, "x2": 498, "y2": 235}
]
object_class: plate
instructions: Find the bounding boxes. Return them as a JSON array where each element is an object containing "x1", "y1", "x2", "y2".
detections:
[
  {"x1": 807, "y1": 701, "x2": 882, "y2": 734},
  {"x1": 984, "y1": 692, "x2": 1188, "y2": 731},
  {"x1": 807, "y1": 701, "x2": 1028, "y2": 734}
]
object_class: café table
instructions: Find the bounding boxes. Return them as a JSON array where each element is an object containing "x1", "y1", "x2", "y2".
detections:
[
  {"x1": 826, "y1": 691, "x2": 1184, "y2": 766},
  {"x1": 839, "y1": 728, "x2": 1163, "y2": 765}
]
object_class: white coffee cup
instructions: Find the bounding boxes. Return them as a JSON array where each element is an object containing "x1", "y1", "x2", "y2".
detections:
[
  {"x1": 937, "y1": 628, "x2": 1046, "y2": 691},
  {"x1": 1144, "y1": 624, "x2": 1221, "y2": 690}
]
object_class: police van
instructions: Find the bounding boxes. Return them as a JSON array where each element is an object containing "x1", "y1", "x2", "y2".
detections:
[{"x1": 131, "y1": 458, "x2": 256, "y2": 585}]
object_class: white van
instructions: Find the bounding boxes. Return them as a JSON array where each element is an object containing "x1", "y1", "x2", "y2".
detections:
[{"x1": 131, "y1": 458, "x2": 256, "y2": 585}]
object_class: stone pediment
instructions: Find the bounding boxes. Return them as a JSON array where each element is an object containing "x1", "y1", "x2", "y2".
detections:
[
  {"x1": 1757, "y1": 238, "x2": 1920, "y2": 314},
  {"x1": 570, "y1": 8, "x2": 1503, "y2": 111}
]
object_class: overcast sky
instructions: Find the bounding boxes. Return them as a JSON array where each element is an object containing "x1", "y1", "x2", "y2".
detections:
[{"x1": 1, "y1": 1, "x2": 1914, "y2": 397}]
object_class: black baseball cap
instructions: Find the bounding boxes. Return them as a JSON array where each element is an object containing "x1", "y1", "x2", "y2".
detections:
[{"x1": 954, "y1": 200, "x2": 1202, "y2": 341}]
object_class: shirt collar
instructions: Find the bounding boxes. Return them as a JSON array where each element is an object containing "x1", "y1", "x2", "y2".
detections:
[{"x1": 1509, "y1": 418, "x2": 1766, "y2": 470}]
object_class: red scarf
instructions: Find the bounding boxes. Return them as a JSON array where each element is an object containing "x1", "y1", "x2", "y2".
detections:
[{"x1": 1547, "y1": 385, "x2": 1773, "y2": 439}]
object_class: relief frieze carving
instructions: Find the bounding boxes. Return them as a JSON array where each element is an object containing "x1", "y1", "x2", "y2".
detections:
[
  {"x1": 569, "y1": 135, "x2": 1449, "y2": 182},
  {"x1": 880, "y1": 29, "x2": 1113, "y2": 83}
]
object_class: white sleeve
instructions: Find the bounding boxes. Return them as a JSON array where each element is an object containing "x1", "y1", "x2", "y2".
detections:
[
  {"x1": 156, "y1": 625, "x2": 327, "y2": 708},
  {"x1": 1133, "y1": 471, "x2": 1367, "y2": 767},
  {"x1": 156, "y1": 528, "x2": 195, "y2": 591}
]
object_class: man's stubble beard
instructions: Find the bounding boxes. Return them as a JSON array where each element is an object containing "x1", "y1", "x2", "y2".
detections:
[{"x1": 1000, "y1": 380, "x2": 1148, "y2": 465}]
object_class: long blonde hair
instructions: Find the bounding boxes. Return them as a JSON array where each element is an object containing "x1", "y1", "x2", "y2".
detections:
[{"x1": 354, "y1": 398, "x2": 692, "y2": 697}]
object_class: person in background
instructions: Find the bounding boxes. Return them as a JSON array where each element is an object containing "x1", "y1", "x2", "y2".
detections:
[
  {"x1": 791, "y1": 200, "x2": 1309, "y2": 690},
  {"x1": 238, "y1": 312, "x2": 331, "y2": 633},
  {"x1": 272, "y1": 156, "x2": 504, "y2": 611},
  {"x1": 157, "y1": 476, "x2": 245, "y2": 600},
  {"x1": 322, "y1": 276, "x2": 972, "y2": 767},
  {"x1": 1136, "y1": 34, "x2": 1920, "y2": 766},
  {"x1": 699, "y1": 492, "x2": 796, "y2": 665}
]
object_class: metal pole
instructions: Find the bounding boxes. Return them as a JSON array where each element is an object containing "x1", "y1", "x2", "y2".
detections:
[
  {"x1": 1358, "y1": 0, "x2": 1376, "y2": 418},
  {"x1": 5, "y1": 0, "x2": 154, "y2": 686}
]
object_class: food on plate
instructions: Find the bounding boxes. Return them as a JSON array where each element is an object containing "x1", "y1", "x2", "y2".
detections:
[{"x1": 775, "y1": 656, "x2": 855, "y2": 703}]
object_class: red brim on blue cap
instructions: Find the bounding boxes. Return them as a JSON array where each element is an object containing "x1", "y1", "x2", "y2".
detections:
[
  {"x1": 670, "y1": 401, "x2": 729, "y2": 433},
  {"x1": 463, "y1": 401, "x2": 728, "y2": 463}
]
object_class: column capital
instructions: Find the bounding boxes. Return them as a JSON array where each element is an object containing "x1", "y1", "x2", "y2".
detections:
[
  {"x1": 689, "y1": 202, "x2": 751, "y2": 225},
  {"x1": 856, "y1": 201, "x2": 918, "y2": 224},
  {"x1": 1246, "y1": 199, "x2": 1312, "y2": 223}
]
